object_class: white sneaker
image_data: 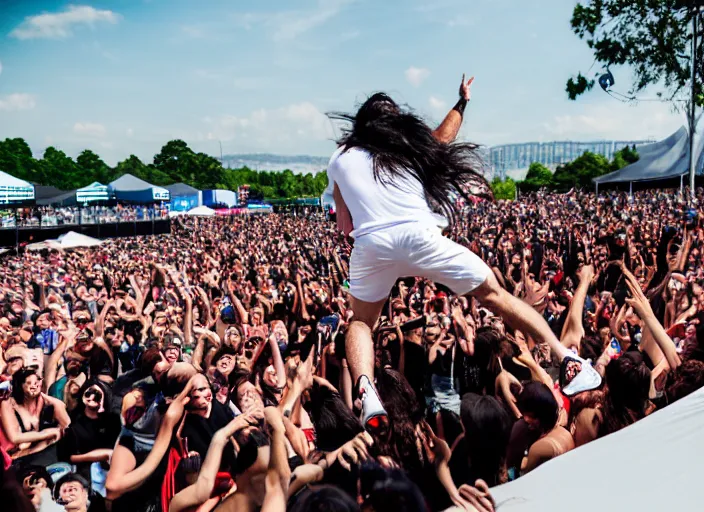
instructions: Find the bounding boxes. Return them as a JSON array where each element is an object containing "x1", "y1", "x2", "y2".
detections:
[{"x1": 356, "y1": 375, "x2": 390, "y2": 436}]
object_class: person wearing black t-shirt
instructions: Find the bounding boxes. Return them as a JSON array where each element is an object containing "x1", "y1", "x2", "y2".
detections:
[
  {"x1": 58, "y1": 380, "x2": 121, "y2": 483},
  {"x1": 179, "y1": 373, "x2": 236, "y2": 471}
]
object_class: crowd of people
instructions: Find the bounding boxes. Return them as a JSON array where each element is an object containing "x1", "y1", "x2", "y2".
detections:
[
  {"x1": 0, "y1": 187, "x2": 703, "y2": 512},
  {"x1": 1, "y1": 205, "x2": 170, "y2": 229}
]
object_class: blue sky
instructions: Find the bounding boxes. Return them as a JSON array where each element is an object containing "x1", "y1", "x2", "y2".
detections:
[{"x1": 0, "y1": 0, "x2": 687, "y2": 166}]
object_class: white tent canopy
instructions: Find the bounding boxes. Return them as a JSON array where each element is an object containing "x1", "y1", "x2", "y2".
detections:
[
  {"x1": 0, "y1": 170, "x2": 35, "y2": 204},
  {"x1": 27, "y1": 231, "x2": 104, "y2": 251},
  {"x1": 186, "y1": 205, "x2": 215, "y2": 216},
  {"x1": 108, "y1": 174, "x2": 170, "y2": 203},
  {"x1": 489, "y1": 386, "x2": 704, "y2": 511},
  {"x1": 55, "y1": 231, "x2": 103, "y2": 248}
]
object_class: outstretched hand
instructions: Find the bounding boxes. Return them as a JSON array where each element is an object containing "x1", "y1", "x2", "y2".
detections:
[
  {"x1": 621, "y1": 262, "x2": 653, "y2": 320},
  {"x1": 336, "y1": 432, "x2": 374, "y2": 471},
  {"x1": 459, "y1": 74, "x2": 475, "y2": 101},
  {"x1": 457, "y1": 480, "x2": 496, "y2": 512},
  {"x1": 163, "y1": 375, "x2": 197, "y2": 428}
]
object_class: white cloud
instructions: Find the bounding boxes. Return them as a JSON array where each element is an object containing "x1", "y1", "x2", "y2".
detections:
[
  {"x1": 202, "y1": 102, "x2": 335, "y2": 153},
  {"x1": 0, "y1": 60, "x2": 3, "y2": 77},
  {"x1": 539, "y1": 102, "x2": 684, "y2": 142},
  {"x1": 0, "y1": 93, "x2": 36, "y2": 111},
  {"x1": 405, "y1": 66, "x2": 430, "y2": 87},
  {"x1": 73, "y1": 122, "x2": 106, "y2": 138},
  {"x1": 273, "y1": 0, "x2": 352, "y2": 41},
  {"x1": 10, "y1": 5, "x2": 121, "y2": 40},
  {"x1": 233, "y1": 0, "x2": 353, "y2": 42},
  {"x1": 429, "y1": 96, "x2": 447, "y2": 110},
  {"x1": 126, "y1": 128, "x2": 134, "y2": 137}
]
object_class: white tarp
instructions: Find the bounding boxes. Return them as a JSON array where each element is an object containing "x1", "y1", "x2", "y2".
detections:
[
  {"x1": 28, "y1": 231, "x2": 104, "y2": 250},
  {"x1": 186, "y1": 205, "x2": 215, "y2": 216},
  {"x1": 56, "y1": 231, "x2": 103, "y2": 248},
  {"x1": 489, "y1": 386, "x2": 704, "y2": 511}
]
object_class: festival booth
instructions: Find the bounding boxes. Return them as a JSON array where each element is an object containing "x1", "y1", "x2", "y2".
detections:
[
  {"x1": 186, "y1": 205, "x2": 216, "y2": 216},
  {"x1": 202, "y1": 189, "x2": 238, "y2": 208},
  {"x1": 166, "y1": 183, "x2": 201, "y2": 212},
  {"x1": 490, "y1": 386, "x2": 704, "y2": 511},
  {"x1": 108, "y1": 174, "x2": 170, "y2": 203},
  {"x1": 247, "y1": 202, "x2": 273, "y2": 214},
  {"x1": 35, "y1": 187, "x2": 76, "y2": 207},
  {"x1": 594, "y1": 124, "x2": 704, "y2": 193},
  {"x1": 35, "y1": 183, "x2": 110, "y2": 207},
  {"x1": 76, "y1": 182, "x2": 110, "y2": 203},
  {"x1": 0, "y1": 171, "x2": 35, "y2": 205}
]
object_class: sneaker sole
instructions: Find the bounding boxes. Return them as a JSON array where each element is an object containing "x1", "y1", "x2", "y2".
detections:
[{"x1": 364, "y1": 413, "x2": 390, "y2": 437}]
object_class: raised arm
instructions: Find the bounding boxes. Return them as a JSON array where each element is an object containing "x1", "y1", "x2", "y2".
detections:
[
  {"x1": 432, "y1": 75, "x2": 473, "y2": 144},
  {"x1": 107, "y1": 377, "x2": 196, "y2": 499},
  {"x1": 622, "y1": 264, "x2": 681, "y2": 370},
  {"x1": 560, "y1": 265, "x2": 593, "y2": 352},
  {"x1": 261, "y1": 407, "x2": 291, "y2": 512},
  {"x1": 169, "y1": 413, "x2": 257, "y2": 512}
]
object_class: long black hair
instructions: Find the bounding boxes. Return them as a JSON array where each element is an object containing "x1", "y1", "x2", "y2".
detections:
[
  {"x1": 328, "y1": 93, "x2": 492, "y2": 223},
  {"x1": 305, "y1": 382, "x2": 364, "y2": 452}
]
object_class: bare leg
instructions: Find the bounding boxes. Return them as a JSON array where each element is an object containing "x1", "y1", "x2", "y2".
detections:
[
  {"x1": 471, "y1": 273, "x2": 571, "y2": 362},
  {"x1": 347, "y1": 296, "x2": 386, "y2": 386},
  {"x1": 347, "y1": 296, "x2": 389, "y2": 434}
]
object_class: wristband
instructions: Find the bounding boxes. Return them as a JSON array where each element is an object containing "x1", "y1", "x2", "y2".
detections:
[{"x1": 453, "y1": 97, "x2": 468, "y2": 116}]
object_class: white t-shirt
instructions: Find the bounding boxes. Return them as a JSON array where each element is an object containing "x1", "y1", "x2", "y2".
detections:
[{"x1": 326, "y1": 146, "x2": 443, "y2": 238}]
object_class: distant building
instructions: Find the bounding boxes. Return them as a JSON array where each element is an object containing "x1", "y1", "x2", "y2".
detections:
[{"x1": 489, "y1": 139, "x2": 654, "y2": 180}]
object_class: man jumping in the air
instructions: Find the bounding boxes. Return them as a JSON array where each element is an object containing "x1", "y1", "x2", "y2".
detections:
[{"x1": 327, "y1": 75, "x2": 578, "y2": 434}]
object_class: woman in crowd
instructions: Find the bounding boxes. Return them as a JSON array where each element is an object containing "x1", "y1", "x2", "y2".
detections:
[{"x1": 1, "y1": 368, "x2": 70, "y2": 466}]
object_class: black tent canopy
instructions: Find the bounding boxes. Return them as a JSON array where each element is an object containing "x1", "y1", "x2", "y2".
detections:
[
  {"x1": 594, "y1": 125, "x2": 703, "y2": 188},
  {"x1": 165, "y1": 183, "x2": 199, "y2": 196}
]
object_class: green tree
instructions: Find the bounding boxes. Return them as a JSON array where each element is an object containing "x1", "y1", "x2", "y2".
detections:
[
  {"x1": 76, "y1": 149, "x2": 114, "y2": 186},
  {"x1": 114, "y1": 154, "x2": 173, "y2": 185},
  {"x1": 621, "y1": 144, "x2": 640, "y2": 164},
  {"x1": 276, "y1": 170, "x2": 300, "y2": 198},
  {"x1": 520, "y1": 162, "x2": 554, "y2": 192},
  {"x1": 552, "y1": 151, "x2": 611, "y2": 190},
  {"x1": 153, "y1": 140, "x2": 194, "y2": 183},
  {"x1": 491, "y1": 177, "x2": 517, "y2": 200},
  {"x1": 39, "y1": 147, "x2": 81, "y2": 190},
  {"x1": 610, "y1": 145, "x2": 640, "y2": 172},
  {"x1": 0, "y1": 137, "x2": 38, "y2": 183},
  {"x1": 313, "y1": 171, "x2": 329, "y2": 196},
  {"x1": 261, "y1": 185, "x2": 276, "y2": 199},
  {"x1": 188, "y1": 153, "x2": 224, "y2": 190},
  {"x1": 565, "y1": 0, "x2": 700, "y2": 103}
]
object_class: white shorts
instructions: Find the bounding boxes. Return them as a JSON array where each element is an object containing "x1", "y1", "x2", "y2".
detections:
[{"x1": 348, "y1": 223, "x2": 491, "y2": 303}]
